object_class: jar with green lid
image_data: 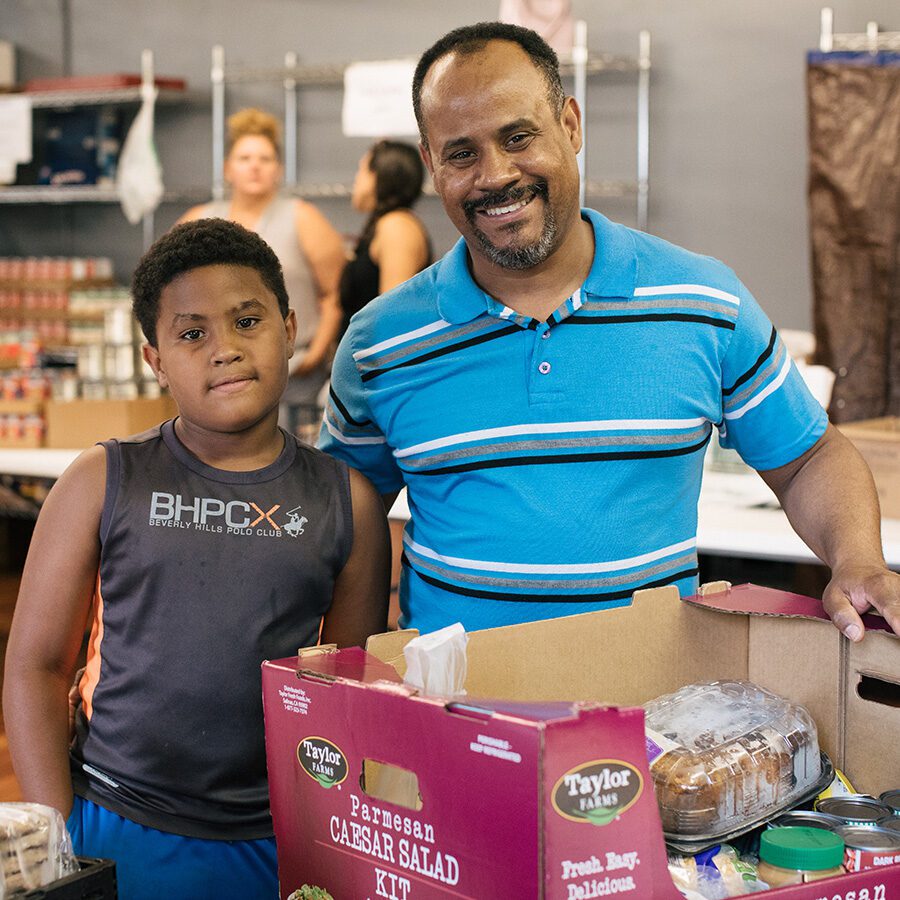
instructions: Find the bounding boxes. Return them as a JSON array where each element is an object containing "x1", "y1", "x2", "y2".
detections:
[{"x1": 758, "y1": 826, "x2": 845, "y2": 886}]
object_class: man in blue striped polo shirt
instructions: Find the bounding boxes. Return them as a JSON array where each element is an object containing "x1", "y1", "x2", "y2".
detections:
[{"x1": 320, "y1": 22, "x2": 900, "y2": 639}]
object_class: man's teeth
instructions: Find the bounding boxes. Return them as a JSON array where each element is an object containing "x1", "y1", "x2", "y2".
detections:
[{"x1": 483, "y1": 198, "x2": 529, "y2": 216}]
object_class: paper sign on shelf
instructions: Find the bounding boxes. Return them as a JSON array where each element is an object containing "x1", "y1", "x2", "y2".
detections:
[
  {"x1": 341, "y1": 59, "x2": 418, "y2": 138},
  {"x1": 0, "y1": 95, "x2": 32, "y2": 184}
]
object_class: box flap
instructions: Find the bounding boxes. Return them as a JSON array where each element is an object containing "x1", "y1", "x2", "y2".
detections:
[
  {"x1": 461, "y1": 586, "x2": 751, "y2": 705},
  {"x1": 365, "y1": 627, "x2": 418, "y2": 676},
  {"x1": 686, "y1": 582, "x2": 898, "y2": 636},
  {"x1": 269, "y1": 646, "x2": 404, "y2": 686}
]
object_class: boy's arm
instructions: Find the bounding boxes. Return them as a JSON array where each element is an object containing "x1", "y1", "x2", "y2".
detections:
[
  {"x1": 2, "y1": 445, "x2": 106, "y2": 815},
  {"x1": 320, "y1": 468, "x2": 391, "y2": 648}
]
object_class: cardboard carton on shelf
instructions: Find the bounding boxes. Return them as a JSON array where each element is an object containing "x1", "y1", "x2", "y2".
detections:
[
  {"x1": 44, "y1": 395, "x2": 176, "y2": 448},
  {"x1": 261, "y1": 583, "x2": 900, "y2": 900},
  {"x1": 839, "y1": 416, "x2": 900, "y2": 520}
]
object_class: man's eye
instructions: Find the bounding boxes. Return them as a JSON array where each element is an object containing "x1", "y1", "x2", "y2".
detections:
[
  {"x1": 181, "y1": 328, "x2": 203, "y2": 341},
  {"x1": 507, "y1": 132, "x2": 533, "y2": 147},
  {"x1": 448, "y1": 149, "x2": 474, "y2": 163},
  {"x1": 236, "y1": 316, "x2": 259, "y2": 329}
]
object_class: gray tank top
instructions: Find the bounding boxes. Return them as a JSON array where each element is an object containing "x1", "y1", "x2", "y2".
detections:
[
  {"x1": 201, "y1": 196, "x2": 319, "y2": 348},
  {"x1": 70, "y1": 419, "x2": 352, "y2": 839}
]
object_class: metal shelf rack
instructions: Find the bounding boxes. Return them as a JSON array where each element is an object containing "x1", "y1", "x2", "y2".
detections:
[
  {"x1": 210, "y1": 22, "x2": 651, "y2": 229},
  {"x1": 819, "y1": 6, "x2": 900, "y2": 52},
  {"x1": 0, "y1": 50, "x2": 187, "y2": 250}
]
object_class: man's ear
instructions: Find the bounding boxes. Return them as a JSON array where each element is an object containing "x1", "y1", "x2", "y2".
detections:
[
  {"x1": 561, "y1": 95, "x2": 583, "y2": 155},
  {"x1": 284, "y1": 309, "x2": 298, "y2": 358},
  {"x1": 142, "y1": 343, "x2": 169, "y2": 389}
]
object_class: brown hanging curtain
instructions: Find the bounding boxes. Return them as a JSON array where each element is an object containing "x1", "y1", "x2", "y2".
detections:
[{"x1": 807, "y1": 52, "x2": 900, "y2": 423}]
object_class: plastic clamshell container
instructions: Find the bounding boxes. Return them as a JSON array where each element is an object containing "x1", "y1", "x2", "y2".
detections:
[{"x1": 644, "y1": 680, "x2": 822, "y2": 839}]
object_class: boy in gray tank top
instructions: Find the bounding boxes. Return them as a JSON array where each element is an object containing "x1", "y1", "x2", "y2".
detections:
[{"x1": 3, "y1": 219, "x2": 391, "y2": 899}]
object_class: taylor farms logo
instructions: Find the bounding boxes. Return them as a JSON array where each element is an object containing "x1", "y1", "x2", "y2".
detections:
[
  {"x1": 552, "y1": 760, "x2": 643, "y2": 825},
  {"x1": 297, "y1": 737, "x2": 348, "y2": 789}
]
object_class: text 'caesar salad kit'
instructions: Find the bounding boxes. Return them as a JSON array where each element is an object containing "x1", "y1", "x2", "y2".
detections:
[{"x1": 261, "y1": 583, "x2": 900, "y2": 899}]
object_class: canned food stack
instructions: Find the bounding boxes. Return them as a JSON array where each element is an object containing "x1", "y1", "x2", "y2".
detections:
[
  {"x1": 71, "y1": 288, "x2": 153, "y2": 401},
  {"x1": 0, "y1": 256, "x2": 114, "y2": 357}
]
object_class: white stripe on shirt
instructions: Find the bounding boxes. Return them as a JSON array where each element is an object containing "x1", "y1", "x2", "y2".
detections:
[
  {"x1": 353, "y1": 319, "x2": 451, "y2": 361},
  {"x1": 394, "y1": 418, "x2": 707, "y2": 458},
  {"x1": 323, "y1": 416, "x2": 387, "y2": 445},
  {"x1": 724, "y1": 356, "x2": 793, "y2": 421},
  {"x1": 634, "y1": 284, "x2": 741, "y2": 306},
  {"x1": 403, "y1": 533, "x2": 697, "y2": 575}
]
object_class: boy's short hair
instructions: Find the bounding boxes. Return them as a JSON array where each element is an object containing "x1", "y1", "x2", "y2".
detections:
[
  {"x1": 132, "y1": 218, "x2": 290, "y2": 347},
  {"x1": 412, "y1": 21, "x2": 565, "y2": 148}
]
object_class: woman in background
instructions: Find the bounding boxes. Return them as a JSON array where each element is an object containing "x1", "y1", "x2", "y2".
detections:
[
  {"x1": 179, "y1": 108, "x2": 345, "y2": 436},
  {"x1": 340, "y1": 140, "x2": 431, "y2": 332}
]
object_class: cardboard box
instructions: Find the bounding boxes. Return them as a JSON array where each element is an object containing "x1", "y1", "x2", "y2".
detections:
[
  {"x1": 44, "y1": 396, "x2": 176, "y2": 448},
  {"x1": 840, "y1": 417, "x2": 900, "y2": 520},
  {"x1": 261, "y1": 584, "x2": 900, "y2": 899}
]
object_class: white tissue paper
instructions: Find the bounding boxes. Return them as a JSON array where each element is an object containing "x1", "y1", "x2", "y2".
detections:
[{"x1": 403, "y1": 622, "x2": 468, "y2": 696}]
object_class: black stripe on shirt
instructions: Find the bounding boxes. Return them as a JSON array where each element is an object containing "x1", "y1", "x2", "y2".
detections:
[
  {"x1": 564, "y1": 313, "x2": 736, "y2": 330},
  {"x1": 407, "y1": 434, "x2": 711, "y2": 476},
  {"x1": 329, "y1": 386, "x2": 371, "y2": 428},
  {"x1": 723, "y1": 326, "x2": 777, "y2": 396},
  {"x1": 361, "y1": 324, "x2": 520, "y2": 383},
  {"x1": 403, "y1": 558, "x2": 700, "y2": 603}
]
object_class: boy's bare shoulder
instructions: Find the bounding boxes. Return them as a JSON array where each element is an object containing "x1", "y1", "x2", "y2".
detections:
[{"x1": 51, "y1": 444, "x2": 107, "y2": 506}]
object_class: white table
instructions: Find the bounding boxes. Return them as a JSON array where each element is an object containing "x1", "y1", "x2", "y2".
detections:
[
  {"x1": 0, "y1": 449, "x2": 81, "y2": 480},
  {"x1": 2, "y1": 449, "x2": 898, "y2": 570}
]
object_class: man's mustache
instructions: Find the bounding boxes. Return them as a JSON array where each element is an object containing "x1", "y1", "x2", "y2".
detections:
[{"x1": 463, "y1": 182, "x2": 548, "y2": 219}]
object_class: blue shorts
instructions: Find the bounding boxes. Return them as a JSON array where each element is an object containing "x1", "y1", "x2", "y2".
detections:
[{"x1": 66, "y1": 796, "x2": 279, "y2": 900}]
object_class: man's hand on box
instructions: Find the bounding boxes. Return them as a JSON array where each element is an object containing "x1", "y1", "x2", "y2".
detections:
[{"x1": 823, "y1": 564, "x2": 900, "y2": 640}]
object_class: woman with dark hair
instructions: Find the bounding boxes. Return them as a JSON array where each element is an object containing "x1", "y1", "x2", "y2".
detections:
[{"x1": 339, "y1": 140, "x2": 432, "y2": 330}]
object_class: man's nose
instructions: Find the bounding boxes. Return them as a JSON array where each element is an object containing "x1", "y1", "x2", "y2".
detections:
[{"x1": 474, "y1": 146, "x2": 519, "y2": 192}]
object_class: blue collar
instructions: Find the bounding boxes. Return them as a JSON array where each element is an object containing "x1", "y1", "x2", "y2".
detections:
[{"x1": 435, "y1": 208, "x2": 638, "y2": 324}]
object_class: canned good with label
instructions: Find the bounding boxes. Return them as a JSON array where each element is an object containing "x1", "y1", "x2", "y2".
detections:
[
  {"x1": 104, "y1": 306, "x2": 135, "y2": 345},
  {"x1": 837, "y1": 825, "x2": 900, "y2": 871},
  {"x1": 815, "y1": 795, "x2": 892, "y2": 825},
  {"x1": 105, "y1": 344, "x2": 135, "y2": 381}
]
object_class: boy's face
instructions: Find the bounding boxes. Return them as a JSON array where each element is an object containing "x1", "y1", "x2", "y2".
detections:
[{"x1": 143, "y1": 264, "x2": 296, "y2": 437}]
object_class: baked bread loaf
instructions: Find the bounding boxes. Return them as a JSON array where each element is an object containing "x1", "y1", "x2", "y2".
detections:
[
  {"x1": 644, "y1": 681, "x2": 820, "y2": 837},
  {"x1": 0, "y1": 802, "x2": 79, "y2": 893}
]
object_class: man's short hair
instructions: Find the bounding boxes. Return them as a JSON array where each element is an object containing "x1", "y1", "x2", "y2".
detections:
[
  {"x1": 132, "y1": 218, "x2": 290, "y2": 347},
  {"x1": 412, "y1": 21, "x2": 565, "y2": 147}
]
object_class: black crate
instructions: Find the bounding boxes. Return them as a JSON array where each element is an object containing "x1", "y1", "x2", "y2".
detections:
[{"x1": 22, "y1": 857, "x2": 116, "y2": 899}]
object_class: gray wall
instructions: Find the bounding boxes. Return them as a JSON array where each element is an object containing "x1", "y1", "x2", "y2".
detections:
[{"x1": 2, "y1": 0, "x2": 898, "y2": 330}]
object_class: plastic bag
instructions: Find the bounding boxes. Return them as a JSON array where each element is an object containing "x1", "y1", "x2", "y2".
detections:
[
  {"x1": 0, "y1": 802, "x2": 80, "y2": 897},
  {"x1": 116, "y1": 84, "x2": 163, "y2": 224}
]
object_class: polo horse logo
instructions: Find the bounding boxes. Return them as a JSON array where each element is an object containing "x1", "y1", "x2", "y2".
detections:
[{"x1": 283, "y1": 505, "x2": 308, "y2": 537}]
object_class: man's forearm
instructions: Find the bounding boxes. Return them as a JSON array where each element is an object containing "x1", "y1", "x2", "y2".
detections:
[
  {"x1": 760, "y1": 425, "x2": 885, "y2": 571},
  {"x1": 759, "y1": 424, "x2": 900, "y2": 639}
]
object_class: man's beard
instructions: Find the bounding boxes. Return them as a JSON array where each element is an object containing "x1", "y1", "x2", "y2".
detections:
[{"x1": 463, "y1": 183, "x2": 556, "y2": 270}]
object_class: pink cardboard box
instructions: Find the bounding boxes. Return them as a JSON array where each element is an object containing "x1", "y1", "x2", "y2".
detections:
[{"x1": 262, "y1": 583, "x2": 900, "y2": 899}]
